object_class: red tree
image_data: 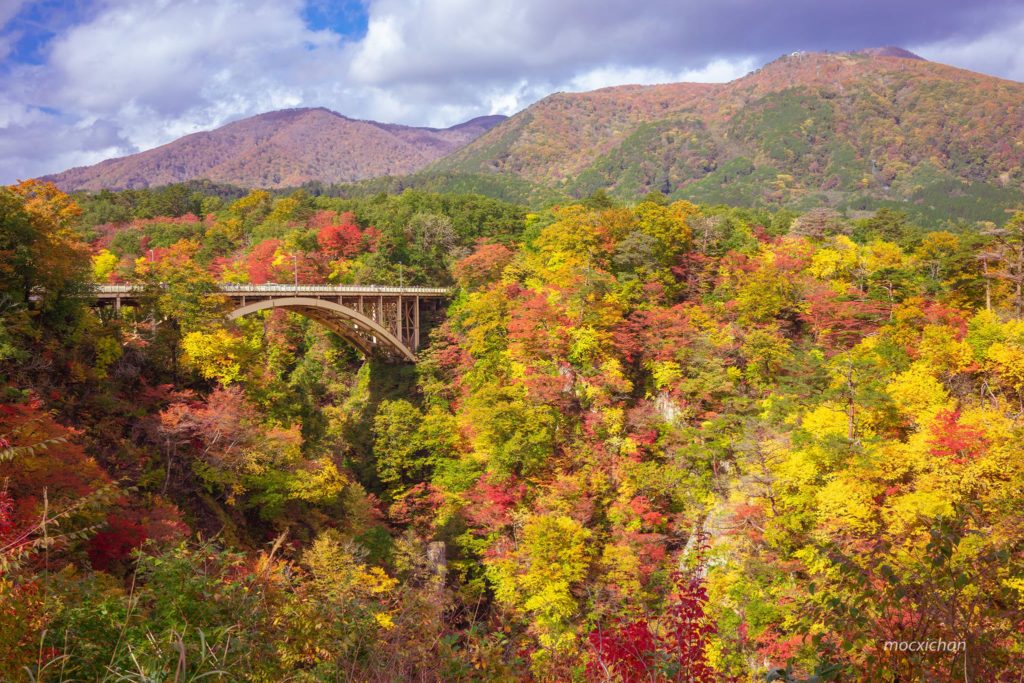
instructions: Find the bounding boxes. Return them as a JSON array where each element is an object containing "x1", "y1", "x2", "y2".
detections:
[{"x1": 246, "y1": 238, "x2": 281, "y2": 284}]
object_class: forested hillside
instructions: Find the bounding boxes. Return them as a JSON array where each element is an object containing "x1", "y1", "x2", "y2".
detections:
[
  {"x1": 434, "y1": 50, "x2": 1024, "y2": 222},
  {"x1": 1, "y1": 180, "x2": 1023, "y2": 680},
  {"x1": 46, "y1": 110, "x2": 507, "y2": 191}
]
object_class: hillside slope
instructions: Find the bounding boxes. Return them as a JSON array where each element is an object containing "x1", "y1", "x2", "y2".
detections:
[
  {"x1": 433, "y1": 49, "x2": 1024, "y2": 220},
  {"x1": 47, "y1": 109, "x2": 507, "y2": 190}
]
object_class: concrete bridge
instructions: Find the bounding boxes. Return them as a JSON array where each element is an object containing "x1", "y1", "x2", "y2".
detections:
[{"x1": 93, "y1": 284, "x2": 451, "y2": 362}]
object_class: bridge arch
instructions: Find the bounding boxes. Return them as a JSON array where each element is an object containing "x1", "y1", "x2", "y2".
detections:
[{"x1": 227, "y1": 296, "x2": 417, "y2": 362}]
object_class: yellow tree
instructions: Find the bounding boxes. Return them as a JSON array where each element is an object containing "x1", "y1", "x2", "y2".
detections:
[{"x1": 2, "y1": 180, "x2": 89, "y2": 307}]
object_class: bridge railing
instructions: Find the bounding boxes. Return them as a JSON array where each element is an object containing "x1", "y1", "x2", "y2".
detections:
[
  {"x1": 215, "y1": 283, "x2": 452, "y2": 295},
  {"x1": 93, "y1": 283, "x2": 452, "y2": 296}
]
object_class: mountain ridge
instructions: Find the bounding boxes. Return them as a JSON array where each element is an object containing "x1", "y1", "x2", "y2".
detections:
[
  {"x1": 46, "y1": 108, "x2": 508, "y2": 191},
  {"x1": 429, "y1": 48, "x2": 1024, "y2": 220}
]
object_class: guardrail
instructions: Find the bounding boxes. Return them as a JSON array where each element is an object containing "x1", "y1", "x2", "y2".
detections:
[{"x1": 93, "y1": 283, "x2": 452, "y2": 296}]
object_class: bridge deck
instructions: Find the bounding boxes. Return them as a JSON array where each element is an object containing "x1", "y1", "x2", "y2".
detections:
[{"x1": 93, "y1": 284, "x2": 451, "y2": 298}]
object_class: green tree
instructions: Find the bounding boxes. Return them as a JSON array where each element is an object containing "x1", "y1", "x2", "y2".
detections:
[{"x1": 374, "y1": 399, "x2": 431, "y2": 487}]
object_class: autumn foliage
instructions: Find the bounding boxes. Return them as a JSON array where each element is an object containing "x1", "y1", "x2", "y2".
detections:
[{"x1": 1, "y1": 181, "x2": 1023, "y2": 681}]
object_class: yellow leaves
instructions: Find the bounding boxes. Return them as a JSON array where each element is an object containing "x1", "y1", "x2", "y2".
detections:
[
  {"x1": 518, "y1": 515, "x2": 593, "y2": 654},
  {"x1": 967, "y1": 308, "x2": 1007, "y2": 357},
  {"x1": 270, "y1": 247, "x2": 291, "y2": 269},
  {"x1": 633, "y1": 199, "x2": 694, "y2": 254},
  {"x1": 486, "y1": 557, "x2": 520, "y2": 608},
  {"x1": 286, "y1": 458, "x2": 348, "y2": 505},
  {"x1": 1003, "y1": 578, "x2": 1024, "y2": 608},
  {"x1": 228, "y1": 189, "x2": 272, "y2": 228},
  {"x1": 601, "y1": 406, "x2": 625, "y2": 436},
  {"x1": 685, "y1": 303, "x2": 734, "y2": 348},
  {"x1": 304, "y1": 529, "x2": 397, "y2": 603},
  {"x1": 219, "y1": 425, "x2": 303, "y2": 482},
  {"x1": 92, "y1": 334, "x2": 122, "y2": 378},
  {"x1": 91, "y1": 249, "x2": 118, "y2": 282},
  {"x1": 775, "y1": 446, "x2": 825, "y2": 508},
  {"x1": 210, "y1": 216, "x2": 244, "y2": 242},
  {"x1": 5, "y1": 181, "x2": 89, "y2": 294},
  {"x1": 862, "y1": 239, "x2": 904, "y2": 272},
  {"x1": 600, "y1": 541, "x2": 644, "y2": 596},
  {"x1": 132, "y1": 255, "x2": 152, "y2": 277},
  {"x1": 886, "y1": 362, "x2": 951, "y2": 421},
  {"x1": 883, "y1": 488, "x2": 954, "y2": 538},
  {"x1": 460, "y1": 288, "x2": 509, "y2": 359},
  {"x1": 917, "y1": 325, "x2": 975, "y2": 375},
  {"x1": 181, "y1": 328, "x2": 257, "y2": 386},
  {"x1": 742, "y1": 325, "x2": 792, "y2": 387},
  {"x1": 806, "y1": 235, "x2": 905, "y2": 284},
  {"x1": 567, "y1": 325, "x2": 606, "y2": 366},
  {"x1": 520, "y1": 514, "x2": 592, "y2": 592},
  {"x1": 801, "y1": 404, "x2": 849, "y2": 440},
  {"x1": 985, "y1": 341, "x2": 1024, "y2": 395},
  {"x1": 266, "y1": 196, "x2": 302, "y2": 225},
  {"x1": 792, "y1": 545, "x2": 841, "y2": 582},
  {"x1": 734, "y1": 260, "x2": 798, "y2": 324},
  {"x1": 649, "y1": 359, "x2": 683, "y2": 390},
  {"x1": 534, "y1": 205, "x2": 604, "y2": 264},
  {"x1": 817, "y1": 473, "x2": 881, "y2": 535},
  {"x1": 668, "y1": 199, "x2": 700, "y2": 222},
  {"x1": 915, "y1": 230, "x2": 959, "y2": 263},
  {"x1": 364, "y1": 566, "x2": 398, "y2": 595},
  {"x1": 487, "y1": 513, "x2": 593, "y2": 657},
  {"x1": 9, "y1": 179, "x2": 82, "y2": 231},
  {"x1": 373, "y1": 612, "x2": 396, "y2": 629},
  {"x1": 808, "y1": 235, "x2": 859, "y2": 280},
  {"x1": 523, "y1": 581, "x2": 578, "y2": 620},
  {"x1": 774, "y1": 173, "x2": 796, "y2": 189},
  {"x1": 217, "y1": 258, "x2": 249, "y2": 284},
  {"x1": 597, "y1": 357, "x2": 633, "y2": 395},
  {"x1": 327, "y1": 258, "x2": 355, "y2": 283}
]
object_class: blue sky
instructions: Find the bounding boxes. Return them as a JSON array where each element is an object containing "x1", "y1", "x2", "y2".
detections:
[
  {"x1": 301, "y1": 0, "x2": 368, "y2": 39},
  {"x1": 2, "y1": 0, "x2": 1024, "y2": 184}
]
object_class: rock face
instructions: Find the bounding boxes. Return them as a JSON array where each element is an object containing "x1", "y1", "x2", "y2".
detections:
[
  {"x1": 46, "y1": 109, "x2": 507, "y2": 191},
  {"x1": 426, "y1": 541, "x2": 447, "y2": 579}
]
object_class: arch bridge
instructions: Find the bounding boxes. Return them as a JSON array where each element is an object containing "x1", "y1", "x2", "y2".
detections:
[{"x1": 93, "y1": 284, "x2": 451, "y2": 362}]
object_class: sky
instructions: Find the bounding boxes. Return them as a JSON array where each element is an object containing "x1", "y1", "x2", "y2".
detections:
[{"x1": 2, "y1": 0, "x2": 1024, "y2": 184}]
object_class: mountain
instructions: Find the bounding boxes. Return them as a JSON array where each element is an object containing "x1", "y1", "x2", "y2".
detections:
[
  {"x1": 432, "y1": 49, "x2": 1024, "y2": 221},
  {"x1": 47, "y1": 109, "x2": 507, "y2": 191},
  {"x1": 47, "y1": 50, "x2": 1024, "y2": 222}
]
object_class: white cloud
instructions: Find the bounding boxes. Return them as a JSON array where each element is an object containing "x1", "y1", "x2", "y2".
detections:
[
  {"x1": 345, "y1": 0, "x2": 681, "y2": 85},
  {"x1": 912, "y1": 17, "x2": 1024, "y2": 82},
  {"x1": 44, "y1": 0, "x2": 342, "y2": 131},
  {"x1": 0, "y1": 0, "x2": 32, "y2": 28},
  {"x1": 565, "y1": 59, "x2": 757, "y2": 93},
  {"x1": 2, "y1": 0, "x2": 355, "y2": 179}
]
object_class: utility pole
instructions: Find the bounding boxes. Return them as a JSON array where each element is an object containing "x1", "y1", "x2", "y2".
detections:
[{"x1": 293, "y1": 253, "x2": 298, "y2": 289}]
